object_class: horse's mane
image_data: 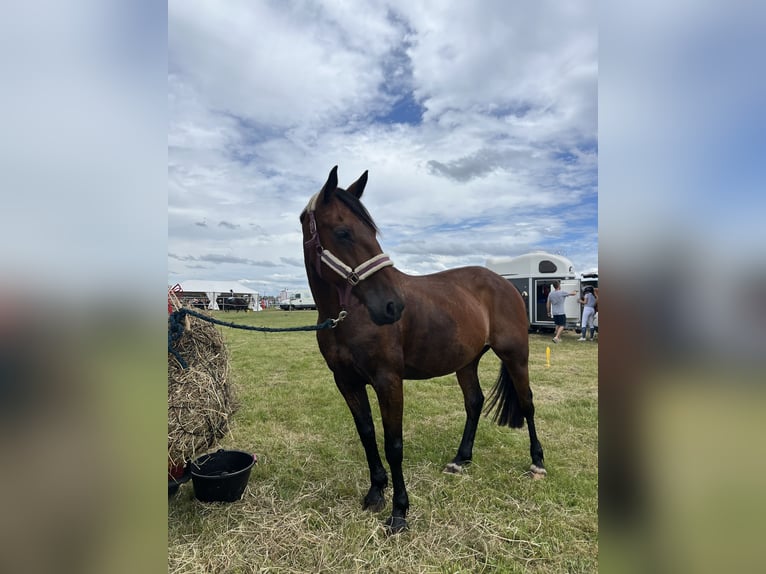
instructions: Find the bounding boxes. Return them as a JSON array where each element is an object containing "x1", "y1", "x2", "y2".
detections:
[
  {"x1": 335, "y1": 188, "x2": 378, "y2": 233},
  {"x1": 300, "y1": 187, "x2": 379, "y2": 234}
]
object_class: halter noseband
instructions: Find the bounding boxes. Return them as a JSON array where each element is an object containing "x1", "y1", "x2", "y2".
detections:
[{"x1": 303, "y1": 191, "x2": 394, "y2": 310}]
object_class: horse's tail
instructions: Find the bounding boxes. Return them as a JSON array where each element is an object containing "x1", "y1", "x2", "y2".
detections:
[{"x1": 484, "y1": 363, "x2": 525, "y2": 428}]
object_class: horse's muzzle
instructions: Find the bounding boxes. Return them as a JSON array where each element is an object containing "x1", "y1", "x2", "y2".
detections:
[{"x1": 369, "y1": 297, "x2": 404, "y2": 325}]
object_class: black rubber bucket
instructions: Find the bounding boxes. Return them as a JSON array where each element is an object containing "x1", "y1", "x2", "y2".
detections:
[{"x1": 191, "y1": 449, "x2": 256, "y2": 502}]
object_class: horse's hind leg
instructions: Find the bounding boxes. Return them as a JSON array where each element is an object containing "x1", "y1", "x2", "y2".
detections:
[
  {"x1": 335, "y1": 376, "x2": 388, "y2": 512},
  {"x1": 523, "y1": 389, "x2": 546, "y2": 477},
  {"x1": 487, "y1": 351, "x2": 546, "y2": 477},
  {"x1": 506, "y1": 359, "x2": 546, "y2": 476},
  {"x1": 444, "y1": 361, "x2": 484, "y2": 474}
]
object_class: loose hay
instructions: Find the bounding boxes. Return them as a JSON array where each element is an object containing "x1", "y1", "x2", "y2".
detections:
[{"x1": 168, "y1": 292, "x2": 236, "y2": 466}]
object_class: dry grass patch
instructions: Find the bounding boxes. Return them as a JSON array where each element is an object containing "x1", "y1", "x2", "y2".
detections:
[{"x1": 169, "y1": 312, "x2": 597, "y2": 573}]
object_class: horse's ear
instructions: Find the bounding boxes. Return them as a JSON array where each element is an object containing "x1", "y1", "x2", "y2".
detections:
[
  {"x1": 321, "y1": 166, "x2": 339, "y2": 203},
  {"x1": 346, "y1": 170, "x2": 368, "y2": 199}
]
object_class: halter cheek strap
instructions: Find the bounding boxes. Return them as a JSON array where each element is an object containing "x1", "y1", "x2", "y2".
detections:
[{"x1": 303, "y1": 192, "x2": 394, "y2": 309}]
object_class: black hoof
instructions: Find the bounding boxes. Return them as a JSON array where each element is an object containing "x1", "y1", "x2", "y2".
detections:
[
  {"x1": 384, "y1": 515, "x2": 408, "y2": 534},
  {"x1": 363, "y1": 492, "x2": 385, "y2": 513}
]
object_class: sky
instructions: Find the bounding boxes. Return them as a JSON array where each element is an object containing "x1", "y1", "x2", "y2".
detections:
[{"x1": 168, "y1": 0, "x2": 598, "y2": 295}]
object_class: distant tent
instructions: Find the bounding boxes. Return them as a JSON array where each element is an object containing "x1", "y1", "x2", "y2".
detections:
[{"x1": 175, "y1": 280, "x2": 259, "y2": 311}]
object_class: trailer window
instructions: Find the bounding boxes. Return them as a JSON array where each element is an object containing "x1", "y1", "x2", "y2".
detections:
[{"x1": 538, "y1": 260, "x2": 557, "y2": 273}]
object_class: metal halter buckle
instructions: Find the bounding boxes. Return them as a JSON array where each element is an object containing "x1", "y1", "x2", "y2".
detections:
[{"x1": 347, "y1": 272, "x2": 360, "y2": 286}]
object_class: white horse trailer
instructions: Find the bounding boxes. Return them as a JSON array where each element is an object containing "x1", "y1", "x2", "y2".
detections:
[{"x1": 486, "y1": 252, "x2": 585, "y2": 331}]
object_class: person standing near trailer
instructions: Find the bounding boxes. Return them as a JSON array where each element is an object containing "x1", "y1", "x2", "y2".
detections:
[
  {"x1": 547, "y1": 280, "x2": 578, "y2": 343},
  {"x1": 578, "y1": 285, "x2": 598, "y2": 341}
]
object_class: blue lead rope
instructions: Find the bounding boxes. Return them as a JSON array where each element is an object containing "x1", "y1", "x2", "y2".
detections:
[{"x1": 168, "y1": 308, "x2": 340, "y2": 369}]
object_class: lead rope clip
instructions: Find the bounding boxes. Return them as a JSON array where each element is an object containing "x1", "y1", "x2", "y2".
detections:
[{"x1": 331, "y1": 310, "x2": 348, "y2": 328}]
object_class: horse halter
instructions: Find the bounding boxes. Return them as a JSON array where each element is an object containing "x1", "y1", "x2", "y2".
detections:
[{"x1": 303, "y1": 191, "x2": 394, "y2": 311}]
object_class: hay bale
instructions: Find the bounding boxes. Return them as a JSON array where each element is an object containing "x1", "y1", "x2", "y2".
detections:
[{"x1": 168, "y1": 294, "x2": 236, "y2": 466}]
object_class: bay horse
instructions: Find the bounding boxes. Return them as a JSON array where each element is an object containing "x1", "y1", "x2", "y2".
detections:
[{"x1": 300, "y1": 166, "x2": 545, "y2": 533}]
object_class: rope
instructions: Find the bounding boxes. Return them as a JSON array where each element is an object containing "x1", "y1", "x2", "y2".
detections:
[{"x1": 167, "y1": 308, "x2": 346, "y2": 369}]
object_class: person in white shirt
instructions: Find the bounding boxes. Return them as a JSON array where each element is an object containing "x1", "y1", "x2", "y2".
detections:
[
  {"x1": 546, "y1": 280, "x2": 578, "y2": 343},
  {"x1": 578, "y1": 286, "x2": 598, "y2": 341}
]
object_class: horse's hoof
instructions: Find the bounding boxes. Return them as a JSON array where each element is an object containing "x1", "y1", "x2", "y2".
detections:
[
  {"x1": 363, "y1": 493, "x2": 386, "y2": 513},
  {"x1": 384, "y1": 515, "x2": 408, "y2": 534},
  {"x1": 529, "y1": 464, "x2": 547, "y2": 479},
  {"x1": 443, "y1": 462, "x2": 464, "y2": 474}
]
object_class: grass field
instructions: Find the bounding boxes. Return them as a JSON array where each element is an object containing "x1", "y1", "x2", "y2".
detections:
[{"x1": 168, "y1": 309, "x2": 598, "y2": 573}]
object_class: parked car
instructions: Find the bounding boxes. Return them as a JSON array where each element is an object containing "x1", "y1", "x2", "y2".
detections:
[{"x1": 279, "y1": 292, "x2": 316, "y2": 310}]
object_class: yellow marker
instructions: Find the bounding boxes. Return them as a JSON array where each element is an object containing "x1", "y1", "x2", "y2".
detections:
[{"x1": 546, "y1": 346, "x2": 551, "y2": 367}]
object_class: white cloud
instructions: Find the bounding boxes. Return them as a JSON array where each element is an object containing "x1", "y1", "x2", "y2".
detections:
[{"x1": 169, "y1": 0, "x2": 598, "y2": 291}]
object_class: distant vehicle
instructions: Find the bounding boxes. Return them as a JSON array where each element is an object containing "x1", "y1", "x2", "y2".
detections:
[
  {"x1": 279, "y1": 291, "x2": 316, "y2": 311},
  {"x1": 486, "y1": 251, "x2": 597, "y2": 332}
]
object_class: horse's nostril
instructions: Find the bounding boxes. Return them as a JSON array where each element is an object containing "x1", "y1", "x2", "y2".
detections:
[{"x1": 386, "y1": 301, "x2": 396, "y2": 317}]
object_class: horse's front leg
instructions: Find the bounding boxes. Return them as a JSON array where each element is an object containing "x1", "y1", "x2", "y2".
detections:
[
  {"x1": 373, "y1": 375, "x2": 409, "y2": 534},
  {"x1": 334, "y1": 375, "x2": 388, "y2": 512}
]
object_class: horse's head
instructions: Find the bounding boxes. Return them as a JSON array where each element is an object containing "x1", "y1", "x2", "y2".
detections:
[{"x1": 301, "y1": 166, "x2": 404, "y2": 325}]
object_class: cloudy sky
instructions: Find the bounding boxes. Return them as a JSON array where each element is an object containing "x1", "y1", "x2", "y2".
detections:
[{"x1": 168, "y1": 0, "x2": 597, "y2": 295}]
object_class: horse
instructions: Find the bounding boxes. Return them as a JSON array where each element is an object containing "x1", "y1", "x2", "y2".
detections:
[
  {"x1": 300, "y1": 166, "x2": 546, "y2": 534},
  {"x1": 216, "y1": 296, "x2": 250, "y2": 312}
]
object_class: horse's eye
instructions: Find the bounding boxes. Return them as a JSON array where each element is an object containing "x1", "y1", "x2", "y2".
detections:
[{"x1": 334, "y1": 228, "x2": 352, "y2": 242}]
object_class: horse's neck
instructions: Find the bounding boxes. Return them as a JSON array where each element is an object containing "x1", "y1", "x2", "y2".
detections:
[{"x1": 306, "y1": 267, "x2": 342, "y2": 318}]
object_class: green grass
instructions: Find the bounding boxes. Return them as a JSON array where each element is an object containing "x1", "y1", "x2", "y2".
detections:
[{"x1": 168, "y1": 309, "x2": 597, "y2": 573}]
